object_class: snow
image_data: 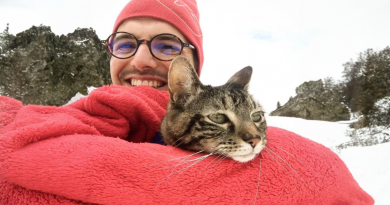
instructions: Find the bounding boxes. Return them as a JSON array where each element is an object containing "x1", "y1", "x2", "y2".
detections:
[
  {"x1": 267, "y1": 116, "x2": 390, "y2": 205},
  {"x1": 65, "y1": 86, "x2": 96, "y2": 105},
  {"x1": 375, "y1": 96, "x2": 390, "y2": 114},
  {"x1": 343, "y1": 125, "x2": 390, "y2": 147},
  {"x1": 72, "y1": 39, "x2": 89, "y2": 46},
  {"x1": 267, "y1": 116, "x2": 351, "y2": 148},
  {"x1": 338, "y1": 142, "x2": 390, "y2": 205},
  {"x1": 65, "y1": 92, "x2": 86, "y2": 105}
]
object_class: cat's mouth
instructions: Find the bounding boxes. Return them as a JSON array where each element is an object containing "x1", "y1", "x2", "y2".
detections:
[
  {"x1": 228, "y1": 142, "x2": 266, "y2": 163},
  {"x1": 231, "y1": 153, "x2": 258, "y2": 163}
]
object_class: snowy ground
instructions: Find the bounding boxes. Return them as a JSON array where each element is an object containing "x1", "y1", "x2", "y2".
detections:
[{"x1": 267, "y1": 116, "x2": 390, "y2": 205}]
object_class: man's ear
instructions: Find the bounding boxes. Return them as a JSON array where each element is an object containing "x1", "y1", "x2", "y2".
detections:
[
  {"x1": 224, "y1": 66, "x2": 253, "y2": 91},
  {"x1": 168, "y1": 55, "x2": 202, "y2": 104}
]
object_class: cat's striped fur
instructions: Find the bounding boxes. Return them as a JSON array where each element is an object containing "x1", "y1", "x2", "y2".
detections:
[{"x1": 161, "y1": 56, "x2": 267, "y2": 162}]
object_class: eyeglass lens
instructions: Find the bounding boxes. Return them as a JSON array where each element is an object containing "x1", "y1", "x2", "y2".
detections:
[{"x1": 108, "y1": 33, "x2": 183, "y2": 61}]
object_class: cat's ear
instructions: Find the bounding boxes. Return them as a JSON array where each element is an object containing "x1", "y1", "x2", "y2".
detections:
[
  {"x1": 225, "y1": 66, "x2": 253, "y2": 90},
  {"x1": 168, "y1": 55, "x2": 202, "y2": 103}
]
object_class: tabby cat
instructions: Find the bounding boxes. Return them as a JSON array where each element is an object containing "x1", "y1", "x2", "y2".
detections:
[{"x1": 161, "y1": 56, "x2": 267, "y2": 163}]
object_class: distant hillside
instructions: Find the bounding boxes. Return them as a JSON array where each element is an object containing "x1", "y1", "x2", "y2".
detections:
[
  {"x1": 270, "y1": 79, "x2": 350, "y2": 122},
  {"x1": 0, "y1": 24, "x2": 111, "y2": 105},
  {"x1": 270, "y1": 46, "x2": 390, "y2": 147}
]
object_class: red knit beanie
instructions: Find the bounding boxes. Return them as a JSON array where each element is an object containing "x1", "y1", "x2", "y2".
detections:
[{"x1": 113, "y1": 0, "x2": 204, "y2": 76}]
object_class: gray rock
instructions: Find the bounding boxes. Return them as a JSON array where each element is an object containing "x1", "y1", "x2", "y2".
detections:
[
  {"x1": 0, "y1": 25, "x2": 111, "y2": 105},
  {"x1": 270, "y1": 79, "x2": 350, "y2": 121}
]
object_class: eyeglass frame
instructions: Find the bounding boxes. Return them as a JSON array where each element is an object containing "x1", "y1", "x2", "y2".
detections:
[{"x1": 101, "y1": 32, "x2": 195, "y2": 61}]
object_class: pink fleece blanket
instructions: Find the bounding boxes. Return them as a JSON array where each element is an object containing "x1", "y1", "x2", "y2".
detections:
[{"x1": 0, "y1": 85, "x2": 374, "y2": 205}]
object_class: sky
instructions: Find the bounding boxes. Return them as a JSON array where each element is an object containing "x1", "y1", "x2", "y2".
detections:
[{"x1": 1, "y1": 0, "x2": 389, "y2": 112}]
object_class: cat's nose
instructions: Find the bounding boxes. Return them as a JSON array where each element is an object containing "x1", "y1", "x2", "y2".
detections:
[
  {"x1": 247, "y1": 138, "x2": 261, "y2": 148},
  {"x1": 243, "y1": 135, "x2": 261, "y2": 148}
]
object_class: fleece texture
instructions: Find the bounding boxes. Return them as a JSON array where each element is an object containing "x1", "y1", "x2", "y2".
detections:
[{"x1": 0, "y1": 85, "x2": 374, "y2": 205}]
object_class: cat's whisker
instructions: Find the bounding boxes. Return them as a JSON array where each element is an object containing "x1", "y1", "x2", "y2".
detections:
[
  {"x1": 254, "y1": 157, "x2": 262, "y2": 205},
  {"x1": 202, "y1": 154, "x2": 222, "y2": 171},
  {"x1": 264, "y1": 148, "x2": 301, "y2": 189},
  {"x1": 146, "y1": 150, "x2": 204, "y2": 169},
  {"x1": 210, "y1": 155, "x2": 228, "y2": 169},
  {"x1": 273, "y1": 145, "x2": 318, "y2": 174},
  {"x1": 168, "y1": 150, "x2": 205, "y2": 174},
  {"x1": 266, "y1": 146, "x2": 313, "y2": 191},
  {"x1": 155, "y1": 152, "x2": 213, "y2": 188},
  {"x1": 175, "y1": 153, "x2": 214, "y2": 177},
  {"x1": 160, "y1": 153, "x2": 210, "y2": 170},
  {"x1": 169, "y1": 137, "x2": 186, "y2": 150},
  {"x1": 266, "y1": 147, "x2": 309, "y2": 188}
]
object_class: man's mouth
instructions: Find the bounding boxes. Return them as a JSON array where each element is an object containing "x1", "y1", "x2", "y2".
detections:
[{"x1": 128, "y1": 79, "x2": 165, "y2": 88}]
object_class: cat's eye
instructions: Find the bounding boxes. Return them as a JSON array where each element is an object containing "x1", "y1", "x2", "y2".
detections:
[
  {"x1": 251, "y1": 112, "x2": 263, "y2": 122},
  {"x1": 208, "y1": 114, "x2": 228, "y2": 124}
]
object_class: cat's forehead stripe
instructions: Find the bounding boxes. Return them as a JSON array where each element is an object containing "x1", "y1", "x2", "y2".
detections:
[
  {"x1": 249, "y1": 96, "x2": 258, "y2": 110},
  {"x1": 221, "y1": 97, "x2": 228, "y2": 110},
  {"x1": 223, "y1": 110, "x2": 238, "y2": 125}
]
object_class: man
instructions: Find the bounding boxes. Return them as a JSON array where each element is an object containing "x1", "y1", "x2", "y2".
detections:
[
  {"x1": 0, "y1": 0, "x2": 373, "y2": 204},
  {"x1": 108, "y1": 0, "x2": 202, "y2": 90}
]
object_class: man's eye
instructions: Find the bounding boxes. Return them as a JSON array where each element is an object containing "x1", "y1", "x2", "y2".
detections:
[
  {"x1": 153, "y1": 42, "x2": 181, "y2": 55},
  {"x1": 116, "y1": 42, "x2": 136, "y2": 51}
]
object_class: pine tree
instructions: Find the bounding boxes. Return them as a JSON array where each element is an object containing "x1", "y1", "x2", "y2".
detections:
[
  {"x1": 277, "y1": 101, "x2": 281, "y2": 109},
  {"x1": 0, "y1": 23, "x2": 13, "y2": 53},
  {"x1": 361, "y1": 47, "x2": 390, "y2": 118},
  {"x1": 341, "y1": 55, "x2": 365, "y2": 112}
]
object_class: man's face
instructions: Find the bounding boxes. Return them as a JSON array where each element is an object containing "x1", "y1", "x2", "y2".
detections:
[{"x1": 110, "y1": 17, "x2": 195, "y2": 91}]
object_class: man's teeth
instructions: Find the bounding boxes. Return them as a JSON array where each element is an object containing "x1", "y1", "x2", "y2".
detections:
[{"x1": 130, "y1": 79, "x2": 163, "y2": 88}]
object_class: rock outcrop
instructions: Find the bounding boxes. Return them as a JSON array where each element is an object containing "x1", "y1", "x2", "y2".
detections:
[
  {"x1": 0, "y1": 25, "x2": 111, "y2": 105},
  {"x1": 270, "y1": 80, "x2": 350, "y2": 121}
]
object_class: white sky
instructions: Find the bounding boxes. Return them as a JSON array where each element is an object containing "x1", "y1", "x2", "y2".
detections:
[{"x1": 1, "y1": 0, "x2": 389, "y2": 112}]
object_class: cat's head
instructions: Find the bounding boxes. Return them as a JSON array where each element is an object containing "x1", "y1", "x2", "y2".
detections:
[{"x1": 161, "y1": 56, "x2": 267, "y2": 163}]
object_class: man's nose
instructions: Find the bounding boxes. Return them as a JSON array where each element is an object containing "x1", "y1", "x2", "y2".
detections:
[{"x1": 130, "y1": 43, "x2": 157, "y2": 72}]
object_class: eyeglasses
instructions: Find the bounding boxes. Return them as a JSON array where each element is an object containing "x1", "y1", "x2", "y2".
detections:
[{"x1": 101, "y1": 32, "x2": 195, "y2": 61}]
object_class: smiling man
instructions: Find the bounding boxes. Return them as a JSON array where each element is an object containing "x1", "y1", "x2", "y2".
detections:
[
  {"x1": 106, "y1": 0, "x2": 202, "y2": 91},
  {"x1": 109, "y1": 18, "x2": 197, "y2": 90}
]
